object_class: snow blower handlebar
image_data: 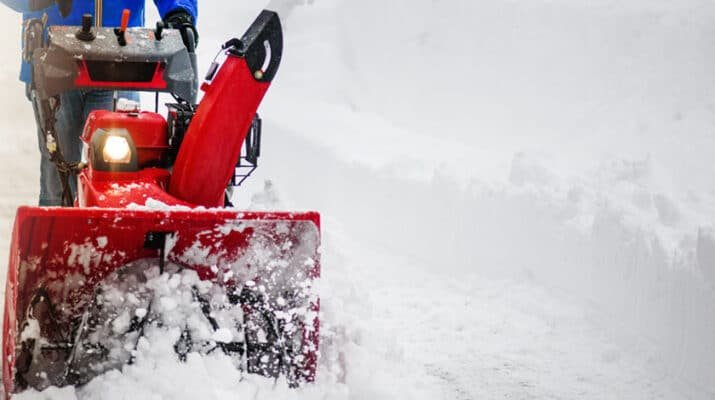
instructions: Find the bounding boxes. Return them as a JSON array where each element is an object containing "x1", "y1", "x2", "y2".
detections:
[{"x1": 31, "y1": 17, "x2": 198, "y2": 102}]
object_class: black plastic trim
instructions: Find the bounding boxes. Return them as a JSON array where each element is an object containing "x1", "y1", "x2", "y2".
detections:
[{"x1": 227, "y1": 10, "x2": 283, "y2": 82}]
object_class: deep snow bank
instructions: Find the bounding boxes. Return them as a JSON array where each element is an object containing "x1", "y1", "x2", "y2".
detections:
[
  {"x1": 245, "y1": 0, "x2": 715, "y2": 394},
  {"x1": 258, "y1": 105, "x2": 715, "y2": 396}
]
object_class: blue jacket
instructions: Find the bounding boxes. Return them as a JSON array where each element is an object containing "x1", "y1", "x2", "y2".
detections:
[{"x1": 1, "y1": 0, "x2": 198, "y2": 82}]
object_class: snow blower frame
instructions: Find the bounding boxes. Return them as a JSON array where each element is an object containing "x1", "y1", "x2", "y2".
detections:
[{"x1": 3, "y1": 10, "x2": 321, "y2": 397}]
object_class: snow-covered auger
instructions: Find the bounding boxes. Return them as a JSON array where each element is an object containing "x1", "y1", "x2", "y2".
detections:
[{"x1": 3, "y1": 10, "x2": 320, "y2": 397}]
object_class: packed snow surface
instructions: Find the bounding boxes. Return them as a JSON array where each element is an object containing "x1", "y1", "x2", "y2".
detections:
[{"x1": 1, "y1": 0, "x2": 714, "y2": 399}]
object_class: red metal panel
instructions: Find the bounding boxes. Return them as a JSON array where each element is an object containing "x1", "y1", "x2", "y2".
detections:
[{"x1": 77, "y1": 168, "x2": 185, "y2": 208}]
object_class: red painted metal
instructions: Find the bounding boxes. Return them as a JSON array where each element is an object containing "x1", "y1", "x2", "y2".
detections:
[
  {"x1": 83, "y1": 110, "x2": 169, "y2": 168},
  {"x1": 3, "y1": 207, "x2": 321, "y2": 396},
  {"x1": 76, "y1": 168, "x2": 190, "y2": 208},
  {"x1": 169, "y1": 55, "x2": 270, "y2": 207}
]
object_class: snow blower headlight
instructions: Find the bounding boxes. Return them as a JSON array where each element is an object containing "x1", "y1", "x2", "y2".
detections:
[
  {"x1": 103, "y1": 136, "x2": 132, "y2": 164},
  {"x1": 90, "y1": 129, "x2": 139, "y2": 172}
]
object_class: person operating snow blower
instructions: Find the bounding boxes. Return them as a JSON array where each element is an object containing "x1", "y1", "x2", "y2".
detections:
[
  {"x1": 1, "y1": 8, "x2": 322, "y2": 396},
  {"x1": 0, "y1": 0, "x2": 198, "y2": 206}
]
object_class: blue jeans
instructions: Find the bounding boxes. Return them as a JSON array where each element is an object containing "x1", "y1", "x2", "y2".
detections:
[{"x1": 31, "y1": 89, "x2": 139, "y2": 206}]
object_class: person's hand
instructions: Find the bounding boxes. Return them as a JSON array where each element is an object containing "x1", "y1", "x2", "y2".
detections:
[
  {"x1": 28, "y1": 0, "x2": 72, "y2": 17},
  {"x1": 163, "y1": 9, "x2": 198, "y2": 51}
]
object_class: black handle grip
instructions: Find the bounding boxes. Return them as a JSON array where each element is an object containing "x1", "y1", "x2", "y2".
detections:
[
  {"x1": 184, "y1": 28, "x2": 196, "y2": 53},
  {"x1": 155, "y1": 21, "x2": 164, "y2": 41}
]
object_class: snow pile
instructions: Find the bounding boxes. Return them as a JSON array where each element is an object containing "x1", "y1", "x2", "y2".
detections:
[
  {"x1": 126, "y1": 198, "x2": 193, "y2": 211},
  {"x1": 70, "y1": 264, "x2": 245, "y2": 381}
]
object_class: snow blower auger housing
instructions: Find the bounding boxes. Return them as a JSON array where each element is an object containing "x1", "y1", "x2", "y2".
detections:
[{"x1": 3, "y1": 10, "x2": 321, "y2": 397}]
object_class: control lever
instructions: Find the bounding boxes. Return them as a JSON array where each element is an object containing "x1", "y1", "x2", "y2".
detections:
[
  {"x1": 155, "y1": 21, "x2": 164, "y2": 41},
  {"x1": 114, "y1": 9, "x2": 130, "y2": 46}
]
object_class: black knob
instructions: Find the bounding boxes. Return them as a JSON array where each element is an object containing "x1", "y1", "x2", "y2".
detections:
[
  {"x1": 76, "y1": 14, "x2": 96, "y2": 41},
  {"x1": 155, "y1": 21, "x2": 164, "y2": 41},
  {"x1": 82, "y1": 14, "x2": 92, "y2": 31}
]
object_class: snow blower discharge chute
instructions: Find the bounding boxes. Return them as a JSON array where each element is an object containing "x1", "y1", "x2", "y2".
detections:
[{"x1": 2, "y1": 10, "x2": 321, "y2": 397}]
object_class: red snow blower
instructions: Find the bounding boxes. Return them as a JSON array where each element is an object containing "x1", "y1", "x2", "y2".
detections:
[{"x1": 3, "y1": 10, "x2": 320, "y2": 397}]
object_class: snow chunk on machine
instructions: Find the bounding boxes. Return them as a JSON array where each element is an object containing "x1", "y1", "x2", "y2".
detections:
[{"x1": 3, "y1": 10, "x2": 321, "y2": 397}]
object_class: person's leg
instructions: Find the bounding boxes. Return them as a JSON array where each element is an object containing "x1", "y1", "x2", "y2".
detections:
[
  {"x1": 52, "y1": 90, "x2": 86, "y2": 201},
  {"x1": 33, "y1": 122, "x2": 57, "y2": 206},
  {"x1": 83, "y1": 90, "x2": 119, "y2": 121},
  {"x1": 28, "y1": 86, "x2": 63, "y2": 206},
  {"x1": 116, "y1": 91, "x2": 140, "y2": 104},
  {"x1": 32, "y1": 89, "x2": 84, "y2": 206}
]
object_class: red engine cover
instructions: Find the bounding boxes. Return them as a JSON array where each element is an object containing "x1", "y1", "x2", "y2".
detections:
[{"x1": 82, "y1": 110, "x2": 168, "y2": 168}]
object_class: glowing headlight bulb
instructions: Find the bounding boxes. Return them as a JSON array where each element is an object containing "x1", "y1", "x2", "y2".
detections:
[{"x1": 103, "y1": 135, "x2": 132, "y2": 164}]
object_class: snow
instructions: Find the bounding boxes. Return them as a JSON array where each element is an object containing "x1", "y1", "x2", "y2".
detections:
[
  {"x1": 0, "y1": 0, "x2": 714, "y2": 399},
  {"x1": 95, "y1": 237, "x2": 108, "y2": 249},
  {"x1": 127, "y1": 198, "x2": 192, "y2": 211},
  {"x1": 18, "y1": 319, "x2": 39, "y2": 343},
  {"x1": 211, "y1": 328, "x2": 234, "y2": 344}
]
